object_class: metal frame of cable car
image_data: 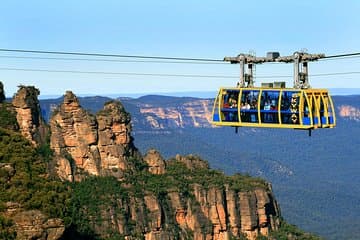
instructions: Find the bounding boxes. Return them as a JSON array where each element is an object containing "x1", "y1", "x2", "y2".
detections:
[{"x1": 211, "y1": 51, "x2": 336, "y2": 133}]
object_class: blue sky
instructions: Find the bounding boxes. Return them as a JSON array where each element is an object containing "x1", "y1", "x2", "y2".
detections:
[{"x1": 0, "y1": 0, "x2": 359, "y2": 97}]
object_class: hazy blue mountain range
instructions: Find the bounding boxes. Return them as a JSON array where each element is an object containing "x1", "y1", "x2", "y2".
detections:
[{"x1": 38, "y1": 94, "x2": 360, "y2": 240}]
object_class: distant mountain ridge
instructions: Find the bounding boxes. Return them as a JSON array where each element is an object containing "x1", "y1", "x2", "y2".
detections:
[
  {"x1": 36, "y1": 93, "x2": 360, "y2": 240},
  {"x1": 34, "y1": 88, "x2": 360, "y2": 100},
  {"x1": 39, "y1": 94, "x2": 360, "y2": 132}
]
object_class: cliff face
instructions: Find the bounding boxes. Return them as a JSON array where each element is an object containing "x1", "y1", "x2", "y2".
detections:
[
  {"x1": 50, "y1": 91, "x2": 140, "y2": 181},
  {"x1": 66, "y1": 153, "x2": 280, "y2": 240},
  {"x1": 47, "y1": 91, "x2": 281, "y2": 239},
  {"x1": 12, "y1": 85, "x2": 48, "y2": 146},
  {"x1": 2, "y1": 86, "x2": 285, "y2": 240},
  {"x1": 2, "y1": 202, "x2": 64, "y2": 240},
  {"x1": 338, "y1": 105, "x2": 360, "y2": 121},
  {"x1": 129, "y1": 97, "x2": 214, "y2": 130}
]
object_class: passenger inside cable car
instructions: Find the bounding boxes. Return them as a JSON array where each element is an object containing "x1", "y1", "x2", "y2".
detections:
[{"x1": 221, "y1": 90, "x2": 239, "y2": 122}]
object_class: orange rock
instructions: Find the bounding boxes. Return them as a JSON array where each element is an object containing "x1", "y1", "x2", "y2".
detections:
[
  {"x1": 12, "y1": 85, "x2": 48, "y2": 146},
  {"x1": 50, "y1": 92, "x2": 140, "y2": 181},
  {"x1": 143, "y1": 149, "x2": 166, "y2": 175}
]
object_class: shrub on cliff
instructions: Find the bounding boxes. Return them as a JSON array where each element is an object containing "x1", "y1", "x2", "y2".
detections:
[
  {"x1": 0, "y1": 103, "x2": 18, "y2": 130},
  {"x1": 65, "y1": 176, "x2": 128, "y2": 237},
  {"x1": 268, "y1": 220, "x2": 322, "y2": 240},
  {"x1": 0, "y1": 128, "x2": 71, "y2": 218},
  {"x1": 0, "y1": 215, "x2": 16, "y2": 240}
]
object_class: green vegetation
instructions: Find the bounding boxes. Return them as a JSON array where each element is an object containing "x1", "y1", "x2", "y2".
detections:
[
  {"x1": 0, "y1": 128, "x2": 71, "y2": 218},
  {"x1": 0, "y1": 103, "x2": 18, "y2": 130},
  {"x1": 266, "y1": 219, "x2": 322, "y2": 240},
  {"x1": 66, "y1": 176, "x2": 128, "y2": 238},
  {"x1": 97, "y1": 100, "x2": 130, "y2": 120},
  {"x1": 165, "y1": 157, "x2": 268, "y2": 192},
  {"x1": 0, "y1": 215, "x2": 16, "y2": 240}
]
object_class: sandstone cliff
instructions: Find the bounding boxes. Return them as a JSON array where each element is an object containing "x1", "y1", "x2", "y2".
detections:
[
  {"x1": 65, "y1": 152, "x2": 281, "y2": 240},
  {"x1": 50, "y1": 91, "x2": 140, "y2": 181},
  {"x1": 12, "y1": 85, "x2": 48, "y2": 146},
  {"x1": 2, "y1": 202, "x2": 64, "y2": 240},
  {"x1": 338, "y1": 105, "x2": 360, "y2": 121},
  {"x1": 126, "y1": 96, "x2": 214, "y2": 131},
  {"x1": 47, "y1": 91, "x2": 281, "y2": 239},
  {"x1": 1, "y1": 85, "x2": 313, "y2": 240}
]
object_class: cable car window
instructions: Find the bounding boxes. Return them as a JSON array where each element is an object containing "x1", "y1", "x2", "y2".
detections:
[
  {"x1": 240, "y1": 90, "x2": 259, "y2": 123},
  {"x1": 260, "y1": 90, "x2": 279, "y2": 123},
  {"x1": 221, "y1": 90, "x2": 239, "y2": 122}
]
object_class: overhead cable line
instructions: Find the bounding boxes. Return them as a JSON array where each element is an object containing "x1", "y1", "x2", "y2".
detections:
[
  {"x1": 1, "y1": 67, "x2": 360, "y2": 79},
  {"x1": 1, "y1": 54, "x2": 359, "y2": 66},
  {"x1": 317, "y1": 55, "x2": 360, "y2": 62},
  {"x1": 0, "y1": 67, "x2": 236, "y2": 78},
  {"x1": 323, "y1": 52, "x2": 360, "y2": 59},
  {"x1": 0, "y1": 48, "x2": 223, "y2": 62},
  {"x1": 1, "y1": 48, "x2": 360, "y2": 61},
  {"x1": 0, "y1": 55, "x2": 226, "y2": 65}
]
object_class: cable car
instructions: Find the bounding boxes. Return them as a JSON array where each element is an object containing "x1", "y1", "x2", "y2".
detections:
[{"x1": 211, "y1": 52, "x2": 336, "y2": 134}]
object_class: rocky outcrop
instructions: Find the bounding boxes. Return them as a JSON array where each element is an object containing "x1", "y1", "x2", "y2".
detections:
[
  {"x1": 175, "y1": 153, "x2": 209, "y2": 170},
  {"x1": 12, "y1": 85, "x2": 48, "y2": 146},
  {"x1": 2, "y1": 202, "x2": 64, "y2": 240},
  {"x1": 185, "y1": 183, "x2": 279, "y2": 240},
  {"x1": 143, "y1": 149, "x2": 166, "y2": 174},
  {"x1": 50, "y1": 91, "x2": 141, "y2": 181},
  {"x1": 96, "y1": 100, "x2": 137, "y2": 175}
]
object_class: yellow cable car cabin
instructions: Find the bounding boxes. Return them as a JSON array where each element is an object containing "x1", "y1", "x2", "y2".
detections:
[
  {"x1": 212, "y1": 87, "x2": 336, "y2": 129},
  {"x1": 211, "y1": 52, "x2": 336, "y2": 132}
]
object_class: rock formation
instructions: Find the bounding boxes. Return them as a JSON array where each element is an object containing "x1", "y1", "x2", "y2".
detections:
[
  {"x1": 143, "y1": 149, "x2": 166, "y2": 174},
  {"x1": 12, "y1": 85, "x2": 48, "y2": 146},
  {"x1": 66, "y1": 154, "x2": 281, "y2": 240},
  {"x1": 2, "y1": 86, "x2": 287, "y2": 240},
  {"x1": 3, "y1": 202, "x2": 64, "y2": 240},
  {"x1": 47, "y1": 91, "x2": 281, "y2": 239},
  {"x1": 50, "y1": 91, "x2": 141, "y2": 181}
]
